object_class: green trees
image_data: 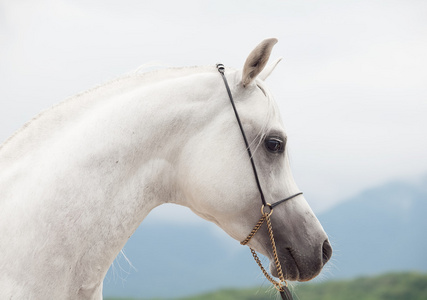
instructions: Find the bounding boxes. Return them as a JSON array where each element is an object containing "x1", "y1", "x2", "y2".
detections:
[
  {"x1": 105, "y1": 272, "x2": 427, "y2": 300},
  {"x1": 182, "y1": 272, "x2": 427, "y2": 300}
]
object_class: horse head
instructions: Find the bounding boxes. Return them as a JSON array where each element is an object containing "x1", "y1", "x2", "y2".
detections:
[{"x1": 177, "y1": 38, "x2": 332, "y2": 282}]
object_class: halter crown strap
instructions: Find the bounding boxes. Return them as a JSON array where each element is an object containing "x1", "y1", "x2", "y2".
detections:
[{"x1": 216, "y1": 63, "x2": 302, "y2": 208}]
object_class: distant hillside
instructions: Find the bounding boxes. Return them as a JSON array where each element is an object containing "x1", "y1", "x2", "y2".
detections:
[
  {"x1": 105, "y1": 272, "x2": 427, "y2": 300},
  {"x1": 102, "y1": 220, "x2": 261, "y2": 299},
  {"x1": 319, "y1": 177, "x2": 427, "y2": 278},
  {"x1": 103, "y1": 176, "x2": 427, "y2": 298}
]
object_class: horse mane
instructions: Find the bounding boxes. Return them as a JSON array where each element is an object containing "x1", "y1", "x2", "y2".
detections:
[
  {"x1": 251, "y1": 79, "x2": 281, "y2": 154},
  {"x1": 0, "y1": 65, "x2": 215, "y2": 155},
  {"x1": 0, "y1": 64, "x2": 278, "y2": 161}
]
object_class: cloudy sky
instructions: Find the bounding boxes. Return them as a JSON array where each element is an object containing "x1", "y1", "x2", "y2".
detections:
[{"x1": 1, "y1": 0, "x2": 426, "y2": 220}]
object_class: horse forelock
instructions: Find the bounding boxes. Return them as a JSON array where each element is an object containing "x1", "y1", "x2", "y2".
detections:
[{"x1": 247, "y1": 78, "x2": 281, "y2": 157}]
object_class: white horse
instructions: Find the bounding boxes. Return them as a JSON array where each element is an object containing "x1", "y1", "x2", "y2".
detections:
[{"x1": 0, "y1": 38, "x2": 331, "y2": 299}]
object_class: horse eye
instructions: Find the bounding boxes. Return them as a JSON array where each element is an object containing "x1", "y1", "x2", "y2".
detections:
[{"x1": 264, "y1": 137, "x2": 285, "y2": 153}]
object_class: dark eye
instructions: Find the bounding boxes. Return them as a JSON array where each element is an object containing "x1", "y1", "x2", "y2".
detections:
[{"x1": 264, "y1": 137, "x2": 285, "y2": 153}]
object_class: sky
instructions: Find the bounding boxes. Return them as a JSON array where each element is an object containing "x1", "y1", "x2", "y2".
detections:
[{"x1": 1, "y1": 0, "x2": 427, "y2": 221}]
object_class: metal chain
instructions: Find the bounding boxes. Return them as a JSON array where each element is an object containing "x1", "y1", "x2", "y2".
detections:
[
  {"x1": 240, "y1": 209, "x2": 287, "y2": 292},
  {"x1": 240, "y1": 215, "x2": 266, "y2": 246},
  {"x1": 249, "y1": 248, "x2": 286, "y2": 291},
  {"x1": 265, "y1": 213, "x2": 286, "y2": 283}
]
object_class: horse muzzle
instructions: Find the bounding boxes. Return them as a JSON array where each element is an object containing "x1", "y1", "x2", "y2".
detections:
[{"x1": 270, "y1": 239, "x2": 333, "y2": 281}]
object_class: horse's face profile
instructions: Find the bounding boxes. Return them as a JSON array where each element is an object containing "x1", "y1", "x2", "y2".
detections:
[{"x1": 178, "y1": 39, "x2": 332, "y2": 282}]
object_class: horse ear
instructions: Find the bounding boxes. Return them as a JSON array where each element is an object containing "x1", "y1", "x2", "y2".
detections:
[
  {"x1": 242, "y1": 38, "x2": 278, "y2": 87},
  {"x1": 258, "y1": 57, "x2": 282, "y2": 81}
]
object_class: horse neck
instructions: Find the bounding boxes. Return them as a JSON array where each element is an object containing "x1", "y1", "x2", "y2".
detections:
[{"x1": 0, "y1": 68, "x2": 224, "y2": 297}]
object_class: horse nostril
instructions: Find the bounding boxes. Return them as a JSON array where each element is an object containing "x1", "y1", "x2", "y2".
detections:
[{"x1": 322, "y1": 239, "x2": 333, "y2": 265}]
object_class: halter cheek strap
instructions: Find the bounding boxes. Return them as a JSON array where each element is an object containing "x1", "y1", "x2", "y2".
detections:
[
  {"x1": 216, "y1": 63, "x2": 302, "y2": 209},
  {"x1": 216, "y1": 63, "x2": 268, "y2": 207},
  {"x1": 216, "y1": 63, "x2": 302, "y2": 300}
]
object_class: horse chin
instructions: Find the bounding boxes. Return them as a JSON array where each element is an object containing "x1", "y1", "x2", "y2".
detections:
[
  {"x1": 269, "y1": 249, "x2": 321, "y2": 282},
  {"x1": 270, "y1": 262, "x2": 299, "y2": 282}
]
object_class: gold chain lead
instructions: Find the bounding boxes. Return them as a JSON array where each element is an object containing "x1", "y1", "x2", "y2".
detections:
[{"x1": 240, "y1": 206, "x2": 287, "y2": 292}]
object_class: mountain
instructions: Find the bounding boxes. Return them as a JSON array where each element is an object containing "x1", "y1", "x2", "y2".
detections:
[
  {"x1": 318, "y1": 177, "x2": 427, "y2": 278},
  {"x1": 102, "y1": 221, "x2": 262, "y2": 299},
  {"x1": 103, "y1": 176, "x2": 427, "y2": 298}
]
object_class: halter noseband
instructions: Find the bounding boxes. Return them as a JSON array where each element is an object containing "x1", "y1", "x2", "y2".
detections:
[{"x1": 216, "y1": 63, "x2": 301, "y2": 300}]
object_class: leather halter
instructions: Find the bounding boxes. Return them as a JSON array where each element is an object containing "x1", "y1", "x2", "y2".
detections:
[
  {"x1": 216, "y1": 63, "x2": 302, "y2": 211},
  {"x1": 216, "y1": 63, "x2": 302, "y2": 300}
]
